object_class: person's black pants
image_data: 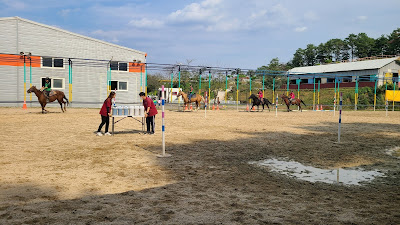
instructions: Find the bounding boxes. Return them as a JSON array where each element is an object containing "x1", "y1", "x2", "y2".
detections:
[
  {"x1": 97, "y1": 115, "x2": 109, "y2": 133},
  {"x1": 146, "y1": 115, "x2": 155, "y2": 133}
]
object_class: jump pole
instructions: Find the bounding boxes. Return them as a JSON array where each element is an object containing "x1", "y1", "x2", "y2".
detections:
[
  {"x1": 318, "y1": 80, "x2": 320, "y2": 108},
  {"x1": 354, "y1": 76, "x2": 358, "y2": 111},
  {"x1": 249, "y1": 73, "x2": 252, "y2": 104},
  {"x1": 23, "y1": 55, "x2": 27, "y2": 109},
  {"x1": 140, "y1": 64, "x2": 143, "y2": 92},
  {"x1": 205, "y1": 91, "x2": 208, "y2": 118},
  {"x1": 338, "y1": 92, "x2": 343, "y2": 143},
  {"x1": 272, "y1": 77, "x2": 275, "y2": 104},
  {"x1": 157, "y1": 85, "x2": 171, "y2": 158},
  {"x1": 393, "y1": 79, "x2": 396, "y2": 112},
  {"x1": 199, "y1": 69, "x2": 202, "y2": 95},
  {"x1": 313, "y1": 77, "x2": 316, "y2": 110},
  {"x1": 385, "y1": 81, "x2": 388, "y2": 116},
  {"x1": 208, "y1": 70, "x2": 211, "y2": 110},
  {"x1": 275, "y1": 94, "x2": 278, "y2": 117},
  {"x1": 297, "y1": 79, "x2": 300, "y2": 111},
  {"x1": 29, "y1": 55, "x2": 32, "y2": 103},
  {"x1": 68, "y1": 59, "x2": 72, "y2": 103},
  {"x1": 286, "y1": 74, "x2": 289, "y2": 96},
  {"x1": 170, "y1": 70, "x2": 173, "y2": 102},
  {"x1": 145, "y1": 63, "x2": 148, "y2": 96},
  {"x1": 373, "y1": 78, "x2": 377, "y2": 111},
  {"x1": 225, "y1": 71, "x2": 228, "y2": 103},
  {"x1": 178, "y1": 65, "x2": 181, "y2": 104},
  {"x1": 236, "y1": 69, "x2": 239, "y2": 111},
  {"x1": 334, "y1": 78, "x2": 337, "y2": 116},
  {"x1": 262, "y1": 72, "x2": 265, "y2": 101}
]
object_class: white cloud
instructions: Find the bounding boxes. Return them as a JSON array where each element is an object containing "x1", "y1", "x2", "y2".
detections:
[
  {"x1": 294, "y1": 26, "x2": 307, "y2": 32},
  {"x1": 58, "y1": 8, "x2": 80, "y2": 17},
  {"x1": 167, "y1": 0, "x2": 223, "y2": 23},
  {"x1": 128, "y1": 18, "x2": 164, "y2": 29},
  {"x1": 357, "y1": 15, "x2": 367, "y2": 21}
]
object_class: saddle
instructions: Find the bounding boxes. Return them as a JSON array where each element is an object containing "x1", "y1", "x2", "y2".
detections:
[
  {"x1": 190, "y1": 93, "x2": 196, "y2": 99},
  {"x1": 49, "y1": 90, "x2": 56, "y2": 97}
]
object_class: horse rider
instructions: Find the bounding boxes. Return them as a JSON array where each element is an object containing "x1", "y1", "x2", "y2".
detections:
[
  {"x1": 42, "y1": 77, "x2": 51, "y2": 99},
  {"x1": 257, "y1": 89, "x2": 264, "y2": 103},
  {"x1": 289, "y1": 91, "x2": 295, "y2": 103},
  {"x1": 188, "y1": 85, "x2": 194, "y2": 102}
]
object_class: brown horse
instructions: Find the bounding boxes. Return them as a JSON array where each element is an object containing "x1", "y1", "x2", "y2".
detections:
[
  {"x1": 27, "y1": 86, "x2": 69, "y2": 113},
  {"x1": 281, "y1": 94, "x2": 306, "y2": 112},
  {"x1": 177, "y1": 91, "x2": 205, "y2": 110}
]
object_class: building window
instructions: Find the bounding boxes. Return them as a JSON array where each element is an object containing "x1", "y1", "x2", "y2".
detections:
[
  {"x1": 42, "y1": 57, "x2": 64, "y2": 68},
  {"x1": 42, "y1": 57, "x2": 52, "y2": 67},
  {"x1": 119, "y1": 81, "x2": 127, "y2": 90},
  {"x1": 41, "y1": 77, "x2": 64, "y2": 89},
  {"x1": 119, "y1": 63, "x2": 127, "y2": 71},
  {"x1": 110, "y1": 61, "x2": 128, "y2": 71},
  {"x1": 110, "y1": 81, "x2": 128, "y2": 91},
  {"x1": 110, "y1": 62, "x2": 119, "y2": 71},
  {"x1": 54, "y1": 58, "x2": 64, "y2": 68}
]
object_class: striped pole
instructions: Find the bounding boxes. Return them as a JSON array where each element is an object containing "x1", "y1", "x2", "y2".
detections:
[
  {"x1": 272, "y1": 77, "x2": 275, "y2": 104},
  {"x1": 334, "y1": 77, "x2": 337, "y2": 112},
  {"x1": 178, "y1": 66, "x2": 181, "y2": 104},
  {"x1": 313, "y1": 77, "x2": 316, "y2": 110},
  {"x1": 205, "y1": 91, "x2": 208, "y2": 118},
  {"x1": 29, "y1": 56, "x2": 32, "y2": 102},
  {"x1": 170, "y1": 71, "x2": 173, "y2": 102},
  {"x1": 249, "y1": 73, "x2": 252, "y2": 104},
  {"x1": 297, "y1": 79, "x2": 300, "y2": 111},
  {"x1": 23, "y1": 55, "x2": 27, "y2": 109},
  {"x1": 199, "y1": 69, "x2": 202, "y2": 95},
  {"x1": 69, "y1": 59, "x2": 72, "y2": 103},
  {"x1": 157, "y1": 85, "x2": 171, "y2": 158},
  {"x1": 337, "y1": 78, "x2": 340, "y2": 105},
  {"x1": 208, "y1": 70, "x2": 211, "y2": 109},
  {"x1": 393, "y1": 78, "x2": 396, "y2": 112},
  {"x1": 374, "y1": 78, "x2": 377, "y2": 111},
  {"x1": 262, "y1": 72, "x2": 265, "y2": 99},
  {"x1": 140, "y1": 64, "x2": 143, "y2": 92},
  {"x1": 338, "y1": 92, "x2": 343, "y2": 143},
  {"x1": 225, "y1": 71, "x2": 228, "y2": 103},
  {"x1": 236, "y1": 69, "x2": 239, "y2": 111},
  {"x1": 318, "y1": 80, "x2": 320, "y2": 105},
  {"x1": 145, "y1": 63, "x2": 148, "y2": 96},
  {"x1": 355, "y1": 77, "x2": 358, "y2": 111},
  {"x1": 286, "y1": 75, "x2": 289, "y2": 96},
  {"x1": 275, "y1": 94, "x2": 278, "y2": 117}
]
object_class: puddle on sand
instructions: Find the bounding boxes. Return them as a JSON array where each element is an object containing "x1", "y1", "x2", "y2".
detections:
[{"x1": 249, "y1": 158, "x2": 385, "y2": 185}]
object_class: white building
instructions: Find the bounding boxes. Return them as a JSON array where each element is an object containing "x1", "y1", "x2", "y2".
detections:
[{"x1": 0, "y1": 17, "x2": 147, "y2": 107}]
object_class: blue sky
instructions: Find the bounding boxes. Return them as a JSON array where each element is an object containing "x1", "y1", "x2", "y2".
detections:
[{"x1": 1, "y1": 0, "x2": 399, "y2": 69}]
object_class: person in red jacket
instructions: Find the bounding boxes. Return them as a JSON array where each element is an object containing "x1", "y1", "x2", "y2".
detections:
[
  {"x1": 97, "y1": 91, "x2": 116, "y2": 136},
  {"x1": 139, "y1": 92, "x2": 158, "y2": 134},
  {"x1": 289, "y1": 91, "x2": 295, "y2": 103}
]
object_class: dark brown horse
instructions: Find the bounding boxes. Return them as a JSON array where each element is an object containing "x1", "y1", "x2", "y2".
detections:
[
  {"x1": 27, "y1": 86, "x2": 69, "y2": 113},
  {"x1": 248, "y1": 94, "x2": 273, "y2": 112},
  {"x1": 177, "y1": 91, "x2": 205, "y2": 110},
  {"x1": 281, "y1": 94, "x2": 306, "y2": 112}
]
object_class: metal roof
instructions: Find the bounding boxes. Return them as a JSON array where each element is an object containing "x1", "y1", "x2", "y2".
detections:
[{"x1": 289, "y1": 57, "x2": 399, "y2": 74}]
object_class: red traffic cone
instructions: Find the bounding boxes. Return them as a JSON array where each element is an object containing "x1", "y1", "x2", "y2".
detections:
[
  {"x1": 212, "y1": 104, "x2": 215, "y2": 110},
  {"x1": 185, "y1": 104, "x2": 188, "y2": 111},
  {"x1": 22, "y1": 100, "x2": 27, "y2": 109},
  {"x1": 246, "y1": 104, "x2": 249, "y2": 111},
  {"x1": 320, "y1": 104, "x2": 323, "y2": 110},
  {"x1": 190, "y1": 104, "x2": 193, "y2": 110},
  {"x1": 252, "y1": 106, "x2": 255, "y2": 111},
  {"x1": 217, "y1": 104, "x2": 220, "y2": 110}
]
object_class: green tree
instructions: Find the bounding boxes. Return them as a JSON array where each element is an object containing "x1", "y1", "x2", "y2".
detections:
[
  {"x1": 304, "y1": 44, "x2": 317, "y2": 66},
  {"x1": 354, "y1": 33, "x2": 375, "y2": 58},
  {"x1": 345, "y1": 33, "x2": 357, "y2": 61},
  {"x1": 292, "y1": 48, "x2": 305, "y2": 67},
  {"x1": 387, "y1": 28, "x2": 400, "y2": 55}
]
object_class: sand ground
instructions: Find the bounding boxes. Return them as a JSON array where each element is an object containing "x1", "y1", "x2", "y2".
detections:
[{"x1": 0, "y1": 106, "x2": 399, "y2": 224}]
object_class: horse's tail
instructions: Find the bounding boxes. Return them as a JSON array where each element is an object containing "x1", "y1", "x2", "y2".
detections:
[
  {"x1": 301, "y1": 99, "x2": 306, "y2": 106},
  {"x1": 267, "y1": 99, "x2": 273, "y2": 106}
]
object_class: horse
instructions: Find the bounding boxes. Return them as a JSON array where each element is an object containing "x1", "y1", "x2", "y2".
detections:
[
  {"x1": 248, "y1": 94, "x2": 273, "y2": 112},
  {"x1": 280, "y1": 94, "x2": 306, "y2": 112},
  {"x1": 177, "y1": 91, "x2": 205, "y2": 110},
  {"x1": 27, "y1": 86, "x2": 69, "y2": 113}
]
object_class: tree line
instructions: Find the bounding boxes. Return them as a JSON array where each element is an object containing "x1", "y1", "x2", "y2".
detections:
[{"x1": 290, "y1": 28, "x2": 400, "y2": 67}]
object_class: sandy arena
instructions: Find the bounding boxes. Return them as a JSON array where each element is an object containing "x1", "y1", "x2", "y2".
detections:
[{"x1": 0, "y1": 106, "x2": 399, "y2": 224}]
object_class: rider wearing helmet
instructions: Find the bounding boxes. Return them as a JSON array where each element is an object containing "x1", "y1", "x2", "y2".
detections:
[
  {"x1": 188, "y1": 84, "x2": 194, "y2": 102},
  {"x1": 43, "y1": 77, "x2": 51, "y2": 99}
]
